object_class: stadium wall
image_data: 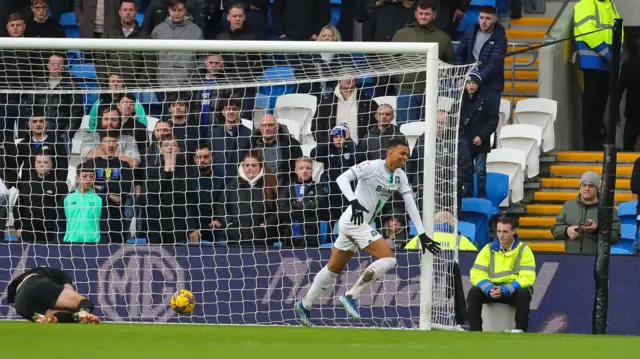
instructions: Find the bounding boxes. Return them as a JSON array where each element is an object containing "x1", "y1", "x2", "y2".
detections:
[{"x1": 1, "y1": 244, "x2": 639, "y2": 334}]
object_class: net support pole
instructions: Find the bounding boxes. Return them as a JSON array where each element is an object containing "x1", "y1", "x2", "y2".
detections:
[
  {"x1": 593, "y1": 17, "x2": 623, "y2": 335},
  {"x1": 419, "y1": 44, "x2": 440, "y2": 331}
]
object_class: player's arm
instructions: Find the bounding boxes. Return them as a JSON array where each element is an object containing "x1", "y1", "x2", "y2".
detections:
[
  {"x1": 337, "y1": 162, "x2": 376, "y2": 225},
  {"x1": 399, "y1": 174, "x2": 441, "y2": 255}
]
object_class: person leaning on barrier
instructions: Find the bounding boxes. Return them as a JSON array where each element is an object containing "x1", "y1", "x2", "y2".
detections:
[{"x1": 467, "y1": 216, "x2": 535, "y2": 332}]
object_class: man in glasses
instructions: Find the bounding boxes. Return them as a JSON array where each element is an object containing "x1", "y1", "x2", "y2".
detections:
[{"x1": 25, "y1": 0, "x2": 65, "y2": 38}]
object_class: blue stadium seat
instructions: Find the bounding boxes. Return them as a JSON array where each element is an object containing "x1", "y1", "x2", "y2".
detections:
[
  {"x1": 612, "y1": 239, "x2": 634, "y2": 254},
  {"x1": 126, "y1": 238, "x2": 147, "y2": 244},
  {"x1": 408, "y1": 220, "x2": 418, "y2": 236},
  {"x1": 4, "y1": 235, "x2": 18, "y2": 242},
  {"x1": 460, "y1": 198, "x2": 492, "y2": 248},
  {"x1": 618, "y1": 200, "x2": 636, "y2": 227},
  {"x1": 330, "y1": 6, "x2": 340, "y2": 27},
  {"x1": 70, "y1": 63, "x2": 97, "y2": 80},
  {"x1": 458, "y1": 221, "x2": 476, "y2": 244},
  {"x1": 67, "y1": 50, "x2": 84, "y2": 66},
  {"x1": 611, "y1": 246, "x2": 631, "y2": 254},
  {"x1": 319, "y1": 221, "x2": 331, "y2": 245},
  {"x1": 136, "y1": 13, "x2": 144, "y2": 27},
  {"x1": 257, "y1": 66, "x2": 296, "y2": 111},
  {"x1": 474, "y1": 172, "x2": 509, "y2": 216},
  {"x1": 60, "y1": 12, "x2": 80, "y2": 38},
  {"x1": 621, "y1": 223, "x2": 636, "y2": 241},
  {"x1": 77, "y1": 81, "x2": 100, "y2": 114},
  {"x1": 330, "y1": 0, "x2": 342, "y2": 4}
]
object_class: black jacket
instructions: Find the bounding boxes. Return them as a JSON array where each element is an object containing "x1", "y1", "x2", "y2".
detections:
[
  {"x1": 250, "y1": 125, "x2": 303, "y2": 184},
  {"x1": 313, "y1": 89, "x2": 374, "y2": 144},
  {"x1": 216, "y1": 24, "x2": 263, "y2": 79},
  {"x1": 310, "y1": 139, "x2": 359, "y2": 182},
  {"x1": 460, "y1": 86, "x2": 499, "y2": 154},
  {"x1": 278, "y1": 180, "x2": 330, "y2": 246},
  {"x1": 211, "y1": 124, "x2": 252, "y2": 181},
  {"x1": 7, "y1": 267, "x2": 73, "y2": 305},
  {"x1": 620, "y1": 59, "x2": 640, "y2": 119},
  {"x1": 139, "y1": 154, "x2": 190, "y2": 243},
  {"x1": 187, "y1": 167, "x2": 225, "y2": 232},
  {"x1": 215, "y1": 170, "x2": 281, "y2": 244},
  {"x1": 362, "y1": 0, "x2": 415, "y2": 42},
  {"x1": 272, "y1": 0, "x2": 331, "y2": 40},
  {"x1": 90, "y1": 157, "x2": 134, "y2": 237},
  {"x1": 121, "y1": 116, "x2": 149, "y2": 155},
  {"x1": 29, "y1": 76, "x2": 84, "y2": 140},
  {"x1": 24, "y1": 17, "x2": 66, "y2": 38},
  {"x1": 13, "y1": 170, "x2": 67, "y2": 242},
  {"x1": 358, "y1": 124, "x2": 406, "y2": 161},
  {"x1": 169, "y1": 118, "x2": 201, "y2": 157}
]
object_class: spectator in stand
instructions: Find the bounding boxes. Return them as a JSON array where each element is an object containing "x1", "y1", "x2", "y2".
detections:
[
  {"x1": 460, "y1": 72, "x2": 499, "y2": 199},
  {"x1": 313, "y1": 74, "x2": 374, "y2": 144},
  {"x1": 279, "y1": 156, "x2": 329, "y2": 247},
  {"x1": 380, "y1": 210, "x2": 408, "y2": 249},
  {"x1": 74, "y1": 0, "x2": 120, "y2": 38},
  {"x1": 211, "y1": 97, "x2": 252, "y2": 181},
  {"x1": 0, "y1": 13, "x2": 34, "y2": 144},
  {"x1": 336, "y1": 0, "x2": 367, "y2": 42},
  {"x1": 25, "y1": 0, "x2": 65, "y2": 38},
  {"x1": 362, "y1": 0, "x2": 414, "y2": 42},
  {"x1": 166, "y1": 92, "x2": 200, "y2": 157},
  {"x1": 139, "y1": 134, "x2": 191, "y2": 244},
  {"x1": 358, "y1": 103, "x2": 406, "y2": 161},
  {"x1": 408, "y1": 110, "x2": 472, "y2": 215},
  {"x1": 0, "y1": 1, "x2": 32, "y2": 29},
  {"x1": 142, "y1": 0, "x2": 204, "y2": 35},
  {"x1": 434, "y1": 0, "x2": 469, "y2": 38},
  {"x1": 116, "y1": 93, "x2": 149, "y2": 155},
  {"x1": 82, "y1": 105, "x2": 141, "y2": 168},
  {"x1": 619, "y1": 50, "x2": 640, "y2": 152},
  {"x1": 455, "y1": 5, "x2": 507, "y2": 110},
  {"x1": 187, "y1": 142, "x2": 226, "y2": 243},
  {"x1": 5, "y1": 106, "x2": 69, "y2": 186},
  {"x1": 392, "y1": 0, "x2": 454, "y2": 123},
  {"x1": 63, "y1": 162, "x2": 106, "y2": 243},
  {"x1": 272, "y1": 0, "x2": 331, "y2": 41},
  {"x1": 151, "y1": 0, "x2": 204, "y2": 89},
  {"x1": 251, "y1": 114, "x2": 303, "y2": 184},
  {"x1": 90, "y1": 130, "x2": 134, "y2": 243},
  {"x1": 223, "y1": 0, "x2": 269, "y2": 40},
  {"x1": 214, "y1": 150, "x2": 282, "y2": 247},
  {"x1": 551, "y1": 171, "x2": 621, "y2": 254},
  {"x1": 30, "y1": 53, "x2": 83, "y2": 143},
  {"x1": 134, "y1": 0, "x2": 151, "y2": 13},
  {"x1": 147, "y1": 119, "x2": 172, "y2": 155},
  {"x1": 99, "y1": 73, "x2": 126, "y2": 104},
  {"x1": 310, "y1": 123, "x2": 359, "y2": 223},
  {"x1": 216, "y1": 4, "x2": 263, "y2": 83},
  {"x1": 14, "y1": 150, "x2": 67, "y2": 243},
  {"x1": 95, "y1": 0, "x2": 154, "y2": 88}
]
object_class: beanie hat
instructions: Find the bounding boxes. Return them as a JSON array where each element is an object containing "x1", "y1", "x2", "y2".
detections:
[
  {"x1": 331, "y1": 124, "x2": 348, "y2": 137},
  {"x1": 467, "y1": 71, "x2": 482, "y2": 84},
  {"x1": 580, "y1": 171, "x2": 601, "y2": 191}
]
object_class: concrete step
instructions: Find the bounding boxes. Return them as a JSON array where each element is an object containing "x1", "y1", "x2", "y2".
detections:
[
  {"x1": 533, "y1": 191, "x2": 633, "y2": 202},
  {"x1": 506, "y1": 29, "x2": 547, "y2": 39},
  {"x1": 524, "y1": 241, "x2": 564, "y2": 252},
  {"x1": 519, "y1": 216, "x2": 556, "y2": 227},
  {"x1": 505, "y1": 69, "x2": 539, "y2": 80},
  {"x1": 525, "y1": 204, "x2": 564, "y2": 215},
  {"x1": 549, "y1": 164, "x2": 633, "y2": 177},
  {"x1": 510, "y1": 17, "x2": 555, "y2": 26},
  {"x1": 505, "y1": 56, "x2": 539, "y2": 66},
  {"x1": 541, "y1": 177, "x2": 631, "y2": 189},
  {"x1": 504, "y1": 82, "x2": 538, "y2": 94},
  {"x1": 555, "y1": 151, "x2": 640, "y2": 163},
  {"x1": 518, "y1": 228, "x2": 553, "y2": 239}
]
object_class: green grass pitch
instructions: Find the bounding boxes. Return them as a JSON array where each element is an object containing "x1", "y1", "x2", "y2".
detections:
[{"x1": 2, "y1": 321, "x2": 639, "y2": 358}]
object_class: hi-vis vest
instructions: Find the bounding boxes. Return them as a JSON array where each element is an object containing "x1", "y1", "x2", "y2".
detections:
[
  {"x1": 574, "y1": 0, "x2": 622, "y2": 71},
  {"x1": 470, "y1": 239, "x2": 536, "y2": 294},
  {"x1": 405, "y1": 232, "x2": 478, "y2": 251}
]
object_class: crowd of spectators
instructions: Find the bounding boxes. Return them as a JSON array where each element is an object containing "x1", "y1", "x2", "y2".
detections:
[{"x1": 0, "y1": 0, "x2": 511, "y2": 249}]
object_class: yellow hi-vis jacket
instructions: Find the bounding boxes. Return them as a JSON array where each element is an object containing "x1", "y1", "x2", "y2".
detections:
[
  {"x1": 574, "y1": 0, "x2": 622, "y2": 71},
  {"x1": 470, "y1": 236, "x2": 536, "y2": 297},
  {"x1": 405, "y1": 232, "x2": 478, "y2": 251}
]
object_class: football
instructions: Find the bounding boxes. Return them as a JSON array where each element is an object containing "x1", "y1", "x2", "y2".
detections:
[{"x1": 170, "y1": 289, "x2": 196, "y2": 314}]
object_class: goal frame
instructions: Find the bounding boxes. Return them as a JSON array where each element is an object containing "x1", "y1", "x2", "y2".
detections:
[{"x1": 0, "y1": 37, "x2": 442, "y2": 330}]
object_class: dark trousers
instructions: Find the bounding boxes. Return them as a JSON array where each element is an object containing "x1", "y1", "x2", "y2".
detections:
[
  {"x1": 467, "y1": 286, "x2": 532, "y2": 332},
  {"x1": 623, "y1": 113, "x2": 640, "y2": 151},
  {"x1": 582, "y1": 69, "x2": 610, "y2": 150}
]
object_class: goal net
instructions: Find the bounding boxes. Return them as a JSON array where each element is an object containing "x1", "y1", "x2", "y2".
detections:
[{"x1": 0, "y1": 38, "x2": 475, "y2": 329}]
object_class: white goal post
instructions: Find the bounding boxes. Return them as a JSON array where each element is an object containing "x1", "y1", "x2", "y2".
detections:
[{"x1": 0, "y1": 37, "x2": 475, "y2": 330}]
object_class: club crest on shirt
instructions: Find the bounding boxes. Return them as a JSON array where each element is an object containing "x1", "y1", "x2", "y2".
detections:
[{"x1": 343, "y1": 153, "x2": 350, "y2": 160}]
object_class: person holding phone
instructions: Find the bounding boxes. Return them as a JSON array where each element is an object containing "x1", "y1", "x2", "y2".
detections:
[{"x1": 551, "y1": 171, "x2": 621, "y2": 254}]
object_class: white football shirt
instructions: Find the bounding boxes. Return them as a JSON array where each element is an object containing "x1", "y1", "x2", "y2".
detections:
[{"x1": 341, "y1": 160, "x2": 412, "y2": 225}]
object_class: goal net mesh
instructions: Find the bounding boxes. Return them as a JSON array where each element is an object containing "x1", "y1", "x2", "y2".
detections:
[{"x1": 0, "y1": 43, "x2": 476, "y2": 328}]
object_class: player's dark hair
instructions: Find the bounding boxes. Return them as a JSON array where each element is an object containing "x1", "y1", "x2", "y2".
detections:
[
  {"x1": 169, "y1": 0, "x2": 187, "y2": 9},
  {"x1": 99, "y1": 129, "x2": 120, "y2": 141},
  {"x1": 31, "y1": 105, "x2": 46, "y2": 119},
  {"x1": 167, "y1": 91, "x2": 191, "y2": 105},
  {"x1": 479, "y1": 5, "x2": 498, "y2": 15},
  {"x1": 76, "y1": 162, "x2": 96, "y2": 175},
  {"x1": 116, "y1": 92, "x2": 136, "y2": 103},
  {"x1": 120, "y1": 0, "x2": 135, "y2": 9},
  {"x1": 387, "y1": 137, "x2": 409, "y2": 150},
  {"x1": 228, "y1": 3, "x2": 245, "y2": 11},
  {"x1": 416, "y1": 0, "x2": 437, "y2": 11},
  {"x1": 197, "y1": 140, "x2": 212, "y2": 152},
  {"x1": 497, "y1": 216, "x2": 518, "y2": 230},
  {"x1": 7, "y1": 13, "x2": 24, "y2": 23},
  {"x1": 33, "y1": 148, "x2": 53, "y2": 159}
]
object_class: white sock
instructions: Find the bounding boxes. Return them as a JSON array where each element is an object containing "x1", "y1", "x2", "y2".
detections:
[
  {"x1": 345, "y1": 257, "x2": 397, "y2": 299},
  {"x1": 301, "y1": 266, "x2": 339, "y2": 310}
]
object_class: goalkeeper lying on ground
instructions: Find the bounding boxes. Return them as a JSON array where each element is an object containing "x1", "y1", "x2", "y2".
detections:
[{"x1": 6, "y1": 266, "x2": 101, "y2": 324}]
